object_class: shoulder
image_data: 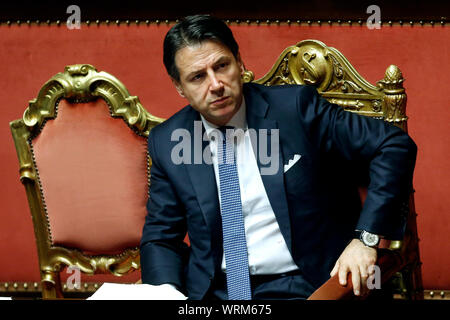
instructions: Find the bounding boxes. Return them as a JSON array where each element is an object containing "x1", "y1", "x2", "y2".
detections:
[
  {"x1": 244, "y1": 82, "x2": 318, "y2": 102},
  {"x1": 244, "y1": 83, "x2": 320, "y2": 117},
  {"x1": 149, "y1": 105, "x2": 197, "y2": 139}
]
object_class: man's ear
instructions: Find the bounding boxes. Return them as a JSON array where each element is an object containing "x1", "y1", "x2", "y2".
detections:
[
  {"x1": 236, "y1": 53, "x2": 246, "y2": 75},
  {"x1": 172, "y1": 78, "x2": 185, "y2": 98}
]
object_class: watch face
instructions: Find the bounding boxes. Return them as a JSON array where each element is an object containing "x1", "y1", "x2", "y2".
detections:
[{"x1": 362, "y1": 231, "x2": 379, "y2": 247}]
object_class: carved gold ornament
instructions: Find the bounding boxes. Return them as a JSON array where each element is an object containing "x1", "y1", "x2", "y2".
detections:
[
  {"x1": 21, "y1": 64, "x2": 163, "y2": 137},
  {"x1": 245, "y1": 40, "x2": 408, "y2": 130}
]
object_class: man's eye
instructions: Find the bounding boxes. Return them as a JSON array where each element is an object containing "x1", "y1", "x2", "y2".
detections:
[{"x1": 191, "y1": 74, "x2": 203, "y2": 81}]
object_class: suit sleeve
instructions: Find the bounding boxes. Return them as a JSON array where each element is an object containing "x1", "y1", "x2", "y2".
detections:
[
  {"x1": 140, "y1": 127, "x2": 189, "y2": 290},
  {"x1": 297, "y1": 85, "x2": 417, "y2": 239}
]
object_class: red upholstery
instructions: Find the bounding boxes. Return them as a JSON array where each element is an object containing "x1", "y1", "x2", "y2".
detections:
[
  {"x1": 32, "y1": 99, "x2": 148, "y2": 254},
  {"x1": 358, "y1": 187, "x2": 368, "y2": 207}
]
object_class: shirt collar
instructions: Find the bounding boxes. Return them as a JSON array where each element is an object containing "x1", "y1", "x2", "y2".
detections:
[{"x1": 200, "y1": 97, "x2": 247, "y2": 139}]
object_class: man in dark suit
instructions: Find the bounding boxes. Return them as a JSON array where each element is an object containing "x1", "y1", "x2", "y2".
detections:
[{"x1": 140, "y1": 15, "x2": 417, "y2": 300}]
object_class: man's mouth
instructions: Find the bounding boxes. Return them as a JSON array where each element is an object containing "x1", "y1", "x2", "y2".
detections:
[{"x1": 211, "y1": 96, "x2": 230, "y2": 106}]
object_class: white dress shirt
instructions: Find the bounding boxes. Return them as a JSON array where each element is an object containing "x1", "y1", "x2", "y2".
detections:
[{"x1": 200, "y1": 99, "x2": 299, "y2": 275}]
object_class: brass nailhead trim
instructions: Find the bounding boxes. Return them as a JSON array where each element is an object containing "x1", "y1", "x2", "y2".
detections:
[
  {"x1": 1, "y1": 282, "x2": 447, "y2": 299},
  {"x1": 0, "y1": 281, "x2": 112, "y2": 293},
  {"x1": 17, "y1": 19, "x2": 436, "y2": 27},
  {"x1": 0, "y1": 17, "x2": 447, "y2": 27},
  {"x1": 424, "y1": 290, "x2": 450, "y2": 300}
]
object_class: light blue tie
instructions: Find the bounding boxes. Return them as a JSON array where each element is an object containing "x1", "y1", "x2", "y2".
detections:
[{"x1": 217, "y1": 126, "x2": 252, "y2": 300}]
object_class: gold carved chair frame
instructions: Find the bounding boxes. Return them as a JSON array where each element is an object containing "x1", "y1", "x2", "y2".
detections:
[{"x1": 10, "y1": 64, "x2": 164, "y2": 298}]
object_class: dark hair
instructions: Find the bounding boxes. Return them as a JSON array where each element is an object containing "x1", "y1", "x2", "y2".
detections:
[{"x1": 163, "y1": 15, "x2": 240, "y2": 81}]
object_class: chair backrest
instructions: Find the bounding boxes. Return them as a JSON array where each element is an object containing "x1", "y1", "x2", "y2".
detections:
[
  {"x1": 10, "y1": 64, "x2": 164, "y2": 298},
  {"x1": 244, "y1": 40, "x2": 422, "y2": 299}
]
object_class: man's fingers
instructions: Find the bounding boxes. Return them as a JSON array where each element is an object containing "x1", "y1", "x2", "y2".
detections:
[
  {"x1": 351, "y1": 267, "x2": 361, "y2": 296},
  {"x1": 359, "y1": 265, "x2": 369, "y2": 282},
  {"x1": 368, "y1": 263, "x2": 376, "y2": 275},
  {"x1": 338, "y1": 264, "x2": 349, "y2": 286},
  {"x1": 330, "y1": 261, "x2": 339, "y2": 277},
  {"x1": 359, "y1": 265, "x2": 369, "y2": 296},
  {"x1": 336, "y1": 263, "x2": 367, "y2": 296}
]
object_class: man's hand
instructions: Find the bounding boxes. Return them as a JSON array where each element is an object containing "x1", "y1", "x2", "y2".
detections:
[{"x1": 330, "y1": 239, "x2": 377, "y2": 296}]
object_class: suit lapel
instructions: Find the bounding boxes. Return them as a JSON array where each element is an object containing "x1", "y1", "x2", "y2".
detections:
[
  {"x1": 244, "y1": 84, "x2": 293, "y2": 253},
  {"x1": 183, "y1": 110, "x2": 223, "y2": 263}
]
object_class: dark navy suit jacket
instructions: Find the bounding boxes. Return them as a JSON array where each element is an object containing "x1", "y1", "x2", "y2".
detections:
[{"x1": 140, "y1": 83, "x2": 417, "y2": 299}]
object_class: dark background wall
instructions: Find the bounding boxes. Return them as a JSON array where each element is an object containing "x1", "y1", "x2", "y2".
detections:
[{"x1": 1, "y1": 0, "x2": 448, "y2": 21}]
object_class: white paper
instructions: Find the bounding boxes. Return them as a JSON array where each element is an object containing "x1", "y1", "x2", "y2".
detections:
[{"x1": 87, "y1": 283, "x2": 188, "y2": 300}]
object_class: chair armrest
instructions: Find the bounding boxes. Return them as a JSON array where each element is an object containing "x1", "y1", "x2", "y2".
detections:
[{"x1": 307, "y1": 249, "x2": 403, "y2": 300}]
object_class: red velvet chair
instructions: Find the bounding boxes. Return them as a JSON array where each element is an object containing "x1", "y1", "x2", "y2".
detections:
[
  {"x1": 10, "y1": 64, "x2": 163, "y2": 298},
  {"x1": 244, "y1": 40, "x2": 423, "y2": 300}
]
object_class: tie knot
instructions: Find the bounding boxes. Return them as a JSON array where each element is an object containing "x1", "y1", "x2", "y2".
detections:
[
  {"x1": 218, "y1": 125, "x2": 234, "y2": 133},
  {"x1": 217, "y1": 126, "x2": 235, "y2": 141}
]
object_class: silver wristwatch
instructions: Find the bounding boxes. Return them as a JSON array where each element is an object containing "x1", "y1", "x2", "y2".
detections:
[{"x1": 358, "y1": 230, "x2": 380, "y2": 248}]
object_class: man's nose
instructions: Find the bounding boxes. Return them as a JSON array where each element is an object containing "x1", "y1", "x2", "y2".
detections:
[{"x1": 208, "y1": 72, "x2": 224, "y2": 93}]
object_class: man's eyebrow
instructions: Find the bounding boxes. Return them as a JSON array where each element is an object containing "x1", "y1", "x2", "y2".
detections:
[
  {"x1": 185, "y1": 56, "x2": 232, "y2": 79},
  {"x1": 214, "y1": 56, "x2": 231, "y2": 65},
  {"x1": 185, "y1": 68, "x2": 205, "y2": 80}
]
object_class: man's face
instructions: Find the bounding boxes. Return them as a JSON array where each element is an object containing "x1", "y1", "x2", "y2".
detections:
[{"x1": 172, "y1": 40, "x2": 245, "y2": 126}]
